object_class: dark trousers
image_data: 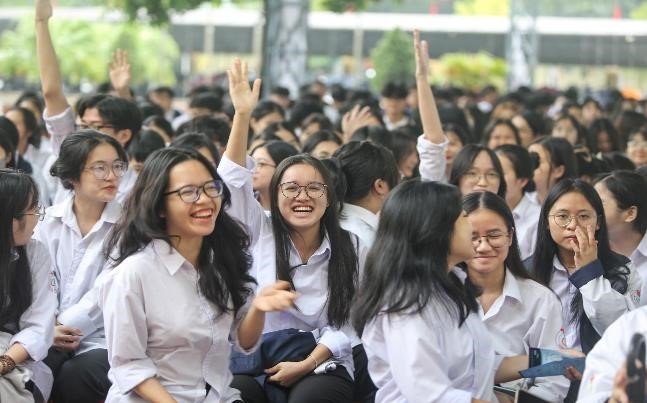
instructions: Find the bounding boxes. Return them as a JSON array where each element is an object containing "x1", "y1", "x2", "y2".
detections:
[
  {"x1": 232, "y1": 366, "x2": 353, "y2": 403},
  {"x1": 352, "y1": 345, "x2": 376, "y2": 403},
  {"x1": 44, "y1": 347, "x2": 111, "y2": 403}
]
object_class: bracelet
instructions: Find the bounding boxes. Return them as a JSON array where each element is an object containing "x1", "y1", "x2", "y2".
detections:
[
  {"x1": 0, "y1": 355, "x2": 16, "y2": 375},
  {"x1": 307, "y1": 354, "x2": 319, "y2": 370}
]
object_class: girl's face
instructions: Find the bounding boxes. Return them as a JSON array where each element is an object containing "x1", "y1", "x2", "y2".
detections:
[
  {"x1": 466, "y1": 208, "x2": 511, "y2": 276},
  {"x1": 594, "y1": 181, "x2": 633, "y2": 239},
  {"x1": 458, "y1": 151, "x2": 501, "y2": 195},
  {"x1": 399, "y1": 148, "x2": 419, "y2": 179},
  {"x1": 251, "y1": 112, "x2": 284, "y2": 135},
  {"x1": 596, "y1": 131, "x2": 613, "y2": 153},
  {"x1": 497, "y1": 153, "x2": 527, "y2": 207},
  {"x1": 512, "y1": 115, "x2": 534, "y2": 146},
  {"x1": 5, "y1": 110, "x2": 28, "y2": 144},
  {"x1": 251, "y1": 147, "x2": 276, "y2": 194},
  {"x1": 487, "y1": 124, "x2": 518, "y2": 150},
  {"x1": 628, "y1": 133, "x2": 647, "y2": 167},
  {"x1": 74, "y1": 143, "x2": 124, "y2": 203},
  {"x1": 310, "y1": 141, "x2": 340, "y2": 160},
  {"x1": 547, "y1": 191, "x2": 599, "y2": 253},
  {"x1": 445, "y1": 131, "x2": 464, "y2": 167},
  {"x1": 448, "y1": 212, "x2": 475, "y2": 267},
  {"x1": 12, "y1": 197, "x2": 41, "y2": 247},
  {"x1": 164, "y1": 159, "x2": 222, "y2": 241},
  {"x1": 277, "y1": 163, "x2": 329, "y2": 234},
  {"x1": 552, "y1": 118, "x2": 578, "y2": 145}
]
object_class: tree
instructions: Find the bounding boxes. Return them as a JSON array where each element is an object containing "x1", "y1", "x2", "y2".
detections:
[{"x1": 369, "y1": 28, "x2": 415, "y2": 92}]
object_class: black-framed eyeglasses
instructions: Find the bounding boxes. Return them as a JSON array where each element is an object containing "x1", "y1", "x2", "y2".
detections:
[
  {"x1": 76, "y1": 123, "x2": 115, "y2": 132},
  {"x1": 84, "y1": 161, "x2": 128, "y2": 180},
  {"x1": 471, "y1": 231, "x2": 511, "y2": 248},
  {"x1": 18, "y1": 205, "x2": 46, "y2": 222},
  {"x1": 279, "y1": 181, "x2": 327, "y2": 199},
  {"x1": 549, "y1": 212, "x2": 598, "y2": 228},
  {"x1": 164, "y1": 180, "x2": 224, "y2": 203}
]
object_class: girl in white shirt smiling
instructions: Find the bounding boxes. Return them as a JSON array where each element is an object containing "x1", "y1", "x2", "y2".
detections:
[
  {"x1": 100, "y1": 147, "x2": 296, "y2": 402},
  {"x1": 36, "y1": 130, "x2": 128, "y2": 403},
  {"x1": 219, "y1": 60, "x2": 362, "y2": 402},
  {"x1": 462, "y1": 191, "x2": 568, "y2": 401}
]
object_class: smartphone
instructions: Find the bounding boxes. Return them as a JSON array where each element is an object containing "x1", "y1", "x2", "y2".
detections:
[{"x1": 626, "y1": 333, "x2": 646, "y2": 403}]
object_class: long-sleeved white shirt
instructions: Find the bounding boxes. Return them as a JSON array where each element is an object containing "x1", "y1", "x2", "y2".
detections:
[
  {"x1": 99, "y1": 240, "x2": 255, "y2": 403},
  {"x1": 550, "y1": 256, "x2": 641, "y2": 351},
  {"x1": 478, "y1": 268, "x2": 569, "y2": 401},
  {"x1": 577, "y1": 306, "x2": 647, "y2": 402},
  {"x1": 218, "y1": 156, "x2": 366, "y2": 378},
  {"x1": 512, "y1": 193, "x2": 540, "y2": 261},
  {"x1": 361, "y1": 283, "x2": 497, "y2": 402},
  {"x1": 417, "y1": 135, "x2": 448, "y2": 182},
  {"x1": 34, "y1": 195, "x2": 121, "y2": 353},
  {"x1": 339, "y1": 202, "x2": 379, "y2": 248},
  {"x1": 630, "y1": 232, "x2": 647, "y2": 306}
]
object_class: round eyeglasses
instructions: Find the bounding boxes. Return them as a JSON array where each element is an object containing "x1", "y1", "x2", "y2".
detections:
[
  {"x1": 84, "y1": 161, "x2": 128, "y2": 180},
  {"x1": 18, "y1": 205, "x2": 46, "y2": 222},
  {"x1": 549, "y1": 212, "x2": 598, "y2": 228},
  {"x1": 471, "y1": 231, "x2": 511, "y2": 249},
  {"x1": 164, "y1": 180, "x2": 224, "y2": 203},
  {"x1": 463, "y1": 170, "x2": 500, "y2": 183},
  {"x1": 279, "y1": 182, "x2": 327, "y2": 199}
]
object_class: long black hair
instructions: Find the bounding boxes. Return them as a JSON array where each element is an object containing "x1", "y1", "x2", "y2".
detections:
[
  {"x1": 594, "y1": 170, "x2": 647, "y2": 236},
  {"x1": 495, "y1": 144, "x2": 537, "y2": 193},
  {"x1": 269, "y1": 154, "x2": 358, "y2": 328},
  {"x1": 533, "y1": 179, "x2": 629, "y2": 327},
  {"x1": 352, "y1": 180, "x2": 478, "y2": 336},
  {"x1": 105, "y1": 148, "x2": 254, "y2": 315},
  {"x1": 450, "y1": 144, "x2": 507, "y2": 198},
  {"x1": 462, "y1": 191, "x2": 531, "y2": 281},
  {"x1": 0, "y1": 169, "x2": 37, "y2": 328}
]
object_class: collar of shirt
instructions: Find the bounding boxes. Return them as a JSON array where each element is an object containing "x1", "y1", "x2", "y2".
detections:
[
  {"x1": 633, "y1": 232, "x2": 647, "y2": 260},
  {"x1": 287, "y1": 231, "x2": 332, "y2": 267},
  {"x1": 512, "y1": 193, "x2": 538, "y2": 221},
  {"x1": 48, "y1": 195, "x2": 121, "y2": 234},
  {"x1": 481, "y1": 268, "x2": 522, "y2": 320},
  {"x1": 150, "y1": 239, "x2": 190, "y2": 276},
  {"x1": 553, "y1": 255, "x2": 568, "y2": 273},
  {"x1": 341, "y1": 203, "x2": 379, "y2": 231}
]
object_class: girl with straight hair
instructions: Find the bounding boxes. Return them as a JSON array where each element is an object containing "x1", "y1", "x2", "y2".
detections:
[
  {"x1": 220, "y1": 59, "x2": 362, "y2": 403},
  {"x1": 527, "y1": 136, "x2": 577, "y2": 205},
  {"x1": 449, "y1": 144, "x2": 507, "y2": 198},
  {"x1": 100, "y1": 147, "x2": 295, "y2": 402},
  {"x1": 0, "y1": 169, "x2": 57, "y2": 402}
]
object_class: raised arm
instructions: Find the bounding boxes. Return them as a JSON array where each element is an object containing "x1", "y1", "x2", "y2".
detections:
[
  {"x1": 35, "y1": 0, "x2": 69, "y2": 117},
  {"x1": 414, "y1": 29, "x2": 445, "y2": 144},
  {"x1": 224, "y1": 59, "x2": 261, "y2": 167},
  {"x1": 109, "y1": 49, "x2": 134, "y2": 100}
]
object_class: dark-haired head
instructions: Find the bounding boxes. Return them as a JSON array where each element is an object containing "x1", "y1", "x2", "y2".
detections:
[
  {"x1": 0, "y1": 169, "x2": 38, "y2": 328},
  {"x1": 528, "y1": 136, "x2": 578, "y2": 204},
  {"x1": 495, "y1": 144, "x2": 536, "y2": 208},
  {"x1": 257, "y1": 121, "x2": 300, "y2": 150},
  {"x1": 301, "y1": 130, "x2": 342, "y2": 159},
  {"x1": 552, "y1": 113, "x2": 587, "y2": 147},
  {"x1": 128, "y1": 130, "x2": 166, "y2": 173},
  {"x1": 450, "y1": 144, "x2": 506, "y2": 199},
  {"x1": 143, "y1": 115, "x2": 175, "y2": 144},
  {"x1": 5, "y1": 106, "x2": 41, "y2": 149},
  {"x1": 593, "y1": 170, "x2": 647, "y2": 237},
  {"x1": 50, "y1": 129, "x2": 128, "y2": 191},
  {"x1": 76, "y1": 94, "x2": 142, "y2": 149},
  {"x1": 512, "y1": 111, "x2": 546, "y2": 146},
  {"x1": 105, "y1": 147, "x2": 253, "y2": 314},
  {"x1": 482, "y1": 119, "x2": 520, "y2": 150},
  {"x1": 269, "y1": 154, "x2": 358, "y2": 327},
  {"x1": 250, "y1": 101, "x2": 285, "y2": 135},
  {"x1": 0, "y1": 131, "x2": 16, "y2": 169},
  {"x1": 349, "y1": 125, "x2": 393, "y2": 150},
  {"x1": 352, "y1": 180, "x2": 478, "y2": 336},
  {"x1": 588, "y1": 118, "x2": 620, "y2": 154},
  {"x1": 171, "y1": 132, "x2": 220, "y2": 166},
  {"x1": 300, "y1": 113, "x2": 334, "y2": 142}
]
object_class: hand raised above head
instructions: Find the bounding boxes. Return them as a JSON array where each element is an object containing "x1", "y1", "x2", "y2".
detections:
[
  {"x1": 228, "y1": 58, "x2": 262, "y2": 115},
  {"x1": 413, "y1": 29, "x2": 430, "y2": 80},
  {"x1": 35, "y1": 0, "x2": 53, "y2": 22}
]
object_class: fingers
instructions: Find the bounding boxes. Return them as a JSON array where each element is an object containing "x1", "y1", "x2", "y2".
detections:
[
  {"x1": 265, "y1": 363, "x2": 280, "y2": 375},
  {"x1": 273, "y1": 280, "x2": 292, "y2": 291},
  {"x1": 586, "y1": 224, "x2": 597, "y2": 247},
  {"x1": 251, "y1": 78, "x2": 262, "y2": 102},
  {"x1": 56, "y1": 325, "x2": 83, "y2": 336}
]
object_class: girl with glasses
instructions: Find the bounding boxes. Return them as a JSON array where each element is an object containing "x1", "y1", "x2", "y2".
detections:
[
  {"x1": 249, "y1": 140, "x2": 298, "y2": 211},
  {"x1": 531, "y1": 179, "x2": 641, "y2": 399},
  {"x1": 0, "y1": 169, "x2": 57, "y2": 401},
  {"x1": 34, "y1": 129, "x2": 128, "y2": 403},
  {"x1": 219, "y1": 59, "x2": 362, "y2": 403},
  {"x1": 99, "y1": 147, "x2": 295, "y2": 402},
  {"x1": 462, "y1": 191, "x2": 568, "y2": 401}
]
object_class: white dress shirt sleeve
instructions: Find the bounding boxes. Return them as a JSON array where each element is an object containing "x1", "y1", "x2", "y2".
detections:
[
  {"x1": 571, "y1": 260, "x2": 641, "y2": 336},
  {"x1": 10, "y1": 240, "x2": 57, "y2": 361},
  {"x1": 100, "y1": 264, "x2": 158, "y2": 394},
  {"x1": 229, "y1": 285, "x2": 261, "y2": 354},
  {"x1": 374, "y1": 313, "x2": 473, "y2": 403},
  {"x1": 217, "y1": 156, "x2": 268, "y2": 246},
  {"x1": 43, "y1": 106, "x2": 75, "y2": 158},
  {"x1": 318, "y1": 326, "x2": 352, "y2": 360},
  {"x1": 416, "y1": 135, "x2": 448, "y2": 182}
]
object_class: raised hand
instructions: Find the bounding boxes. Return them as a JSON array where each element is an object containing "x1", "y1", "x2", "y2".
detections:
[
  {"x1": 109, "y1": 49, "x2": 132, "y2": 96},
  {"x1": 572, "y1": 224, "x2": 598, "y2": 269},
  {"x1": 252, "y1": 280, "x2": 297, "y2": 312},
  {"x1": 227, "y1": 58, "x2": 261, "y2": 115},
  {"x1": 35, "y1": 0, "x2": 53, "y2": 22},
  {"x1": 341, "y1": 104, "x2": 377, "y2": 142},
  {"x1": 413, "y1": 29, "x2": 430, "y2": 79}
]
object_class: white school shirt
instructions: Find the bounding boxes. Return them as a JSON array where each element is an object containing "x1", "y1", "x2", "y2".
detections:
[
  {"x1": 362, "y1": 274, "x2": 497, "y2": 403},
  {"x1": 577, "y1": 306, "x2": 647, "y2": 402},
  {"x1": 416, "y1": 135, "x2": 448, "y2": 182},
  {"x1": 43, "y1": 107, "x2": 137, "y2": 205},
  {"x1": 549, "y1": 256, "x2": 641, "y2": 351},
  {"x1": 99, "y1": 240, "x2": 255, "y2": 403},
  {"x1": 512, "y1": 193, "x2": 541, "y2": 260},
  {"x1": 24, "y1": 143, "x2": 54, "y2": 206},
  {"x1": 631, "y1": 232, "x2": 647, "y2": 306},
  {"x1": 478, "y1": 268, "x2": 569, "y2": 401},
  {"x1": 34, "y1": 195, "x2": 121, "y2": 354},
  {"x1": 340, "y1": 203, "x2": 378, "y2": 248},
  {"x1": 4, "y1": 240, "x2": 58, "y2": 401},
  {"x1": 218, "y1": 156, "x2": 367, "y2": 379}
]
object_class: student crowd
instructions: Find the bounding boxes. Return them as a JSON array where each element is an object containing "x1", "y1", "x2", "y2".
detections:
[{"x1": 2, "y1": 1, "x2": 647, "y2": 402}]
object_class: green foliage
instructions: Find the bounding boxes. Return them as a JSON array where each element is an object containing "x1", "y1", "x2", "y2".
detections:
[
  {"x1": 631, "y1": 1, "x2": 647, "y2": 18},
  {"x1": 370, "y1": 28, "x2": 415, "y2": 92},
  {"x1": 455, "y1": 0, "x2": 509, "y2": 16},
  {"x1": 434, "y1": 52, "x2": 507, "y2": 90},
  {"x1": 0, "y1": 15, "x2": 180, "y2": 85},
  {"x1": 106, "y1": 0, "x2": 208, "y2": 25}
]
